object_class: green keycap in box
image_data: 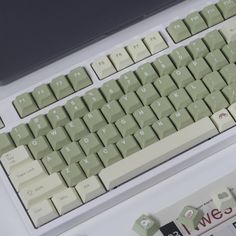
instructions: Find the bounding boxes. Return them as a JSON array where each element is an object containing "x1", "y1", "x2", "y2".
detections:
[
  {"x1": 67, "y1": 67, "x2": 92, "y2": 91},
  {"x1": 205, "y1": 49, "x2": 228, "y2": 71},
  {"x1": 11, "y1": 124, "x2": 33, "y2": 146},
  {"x1": 169, "y1": 88, "x2": 192, "y2": 110},
  {"x1": 28, "y1": 136, "x2": 52, "y2": 160},
  {"x1": 32, "y1": 84, "x2": 56, "y2": 109},
  {"x1": 64, "y1": 97, "x2": 88, "y2": 120},
  {"x1": 50, "y1": 76, "x2": 74, "y2": 100},
  {"x1": 118, "y1": 71, "x2": 141, "y2": 93},
  {"x1": 101, "y1": 79, "x2": 123, "y2": 102},
  {"x1": 116, "y1": 135, "x2": 140, "y2": 158},
  {"x1": 171, "y1": 67, "x2": 195, "y2": 88},
  {"x1": 217, "y1": 0, "x2": 236, "y2": 19},
  {"x1": 0, "y1": 133, "x2": 15, "y2": 156},
  {"x1": 29, "y1": 115, "x2": 52, "y2": 138},
  {"x1": 61, "y1": 163, "x2": 86, "y2": 187},
  {"x1": 79, "y1": 154, "x2": 104, "y2": 177},
  {"x1": 170, "y1": 46, "x2": 192, "y2": 68},
  {"x1": 204, "y1": 30, "x2": 226, "y2": 51},
  {"x1": 222, "y1": 83, "x2": 236, "y2": 104},
  {"x1": 202, "y1": 71, "x2": 226, "y2": 92},
  {"x1": 167, "y1": 19, "x2": 191, "y2": 43},
  {"x1": 119, "y1": 92, "x2": 142, "y2": 114},
  {"x1": 137, "y1": 84, "x2": 160, "y2": 106},
  {"x1": 136, "y1": 63, "x2": 159, "y2": 85},
  {"x1": 186, "y1": 80, "x2": 209, "y2": 101},
  {"x1": 220, "y1": 64, "x2": 236, "y2": 84},
  {"x1": 153, "y1": 55, "x2": 175, "y2": 76},
  {"x1": 115, "y1": 114, "x2": 139, "y2": 137},
  {"x1": 201, "y1": 4, "x2": 224, "y2": 27},
  {"x1": 187, "y1": 39, "x2": 209, "y2": 59},
  {"x1": 98, "y1": 144, "x2": 123, "y2": 167},
  {"x1": 152, "y1": 117, "x2": 176, "y2": 139},
  {"x1": 184, "y1": 12, "x2": 208, "y2": 35},
  {"x1": 187, "y1": 100, "x2": 212, "y2": 121},
  {"x1": 47, "y1": 127, "x2": 71, "y2": 150},
  {"x1": 101, "y1": 100, "x2": 125, "y2": 123},
  {"x1": 222, "y1": 42, "x2": 236, "y2": 63},
  {"x1": 42, "y1": 151, "x2": 66, "y2": 174},
  {"x1": 47, "y1": 106, "x2": 70, "y2": 128},
  {"x1": 151, "y1": 97, "x2": 175, "y2": 119},
  {"x1": 188, "y1": 58, "x2": 211, "y2": 79},
  {"x1": 154, "y1": 75, "x2": 177, "y2": 96},
  {"x1": 13, "y1": 93, "x2": 38, "y2": 118},
  {"x1": 61, "y1": 142, "x2": 85, "y2": 165},
  {"x1": 134, "y1": 126, "x2": 158, "y2": 148},
  {"x1": 170, "y1": 108, "x2": 193, "y2": 130}
]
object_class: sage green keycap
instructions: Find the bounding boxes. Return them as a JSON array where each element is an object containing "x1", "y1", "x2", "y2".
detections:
[
  {"x1": 65, "y1": 118, "x2": 88, "y2": 141},
  {"x1": 29, "y1": 115, "x2": 52, "y2": 137},
  {"x1": 118, "y1": 71, "x2": 141, "y2": 93},
  {"x1": 204, "y1": 30, "x2": 226, "y2": 51},
  {"x1": 136, "y1": 63, "x2": 159, "y2": 85},
  {"x1": 220, "y1": 64, "x2": 236, "y2": 84},
  {"x1": 201, "y1": 4, "x2": 224, "y2": 27},
  {"x1": 83, "y1": 88, "x2": 106, "y2": 111},
  {"x1": 64, "y1": 97, "x2": 88, "y2": 120},
  {"x1": 42, "y1": 151, "x2": 66, "y2": 174},
  {"x1": 187, "y1": 39, "x2": 209, "y2": 59},
  {"x1": 11, "y1": 124, "x2": 33, "y2": 146},
  {"x1": 0, "y1": 133, "x2": 15, "y2": 156},
  {"x1": 202, "y1": 71, "x2": 226, "y2": 92},
  {"x1": 167, "y1": 19, "x2": 191, "y2": 43},
  {"x1": 97, "y1": 124, "x2": 121, "y2": 146},
  {"x1": 61, "y1": 142, "x2": 85, "y2": 165},
  {"x1": 222, "y1": 83, "x2": 236, "y2": 104},
  {"x1": 205, "y1": 91, "x2": 229, "y2": 113},
  {"x1": 151, "y1": 97, "x2": 175, "y2": 119},
  {"x1": 222, "y1": 42, "x2": 236, "y2": 63},
  {"x1": 83, "y1": 110, "x2": 107, "y2": 132},
  {"x1": 79, "y1": 133, "x2": 103, "y2": 156},
  {"x1": 154, "y1": 75, "x2": 177, "y2": 96},
  {"x1": 185, "y1": 12, "x2": 208, "y2": 34},
  {"x1": 116, "y1": 135, "x2": 140, "y2": 158},
  {"x1": 188, "y1": 58, "x2": 211, "y2": 79},
  {"x1": 171, "y1": 67, "x2": 195, "y2": 88},
  {"x1": 169, "y1": 89, "x2": 192, "y2": 110},
  {"x1": 137, "y1": 84, "x2": 160, "y2": 106},
  {"x1": 205, "y1": 49, "x2": 228, "y2": 71},
  {"x1": 67, "y1": 67, "x2": 92, "y2": 91},
  {"x1": 186, "y1": 80, "x2": 209, "y2": 101},
  {"x1": 133, "y1": 106, "x2": 157, "y2": 128},
  {"x1": 153, "y1": 55, "x2": 176, "y2": 76},
  {"x1": 119, "y1": 92, "x2": 142, "y2": 114},
  {"x1": 50, "y1": 76, "x2": 74, "y2": 100},
  {"x1": 187, "y1": 100, "x2": 212, "y2": 121},
  {"x1": 217, "y1": 0, "x2": 236, "y2": 19},
  {"x1": 47, "y1": 106, "x2": 70, "y2": 128},
  {"x1": 13, "y1": 93, "x2": 38, "y2": 118},
  {"x1": 115, "y1": 114, "x2": 139, "y2": 137},
  {"x1": 170, "y1": 109, "x2": 193, "y2": 130},
  {"x1": 32, "y1": 84, "x2": 56, "y2": 109},
  {"x1": 170, "y1": 46, "x2": 192, "y2": 68},
  {"x1": 47, "y1": 127, "x2": 71, "y2": 150},
  {"x1": 101, "y1": 100, "x2": 125, "y2": 123},
  {"x1": 79, "y1": 154, "x2": 104, "y2": 177},
  {"x1": 152, "y1": 117, "x2": 176, "y2": 139},
  {"x1": 61, "y1": 163, "x2": 86, "y2": 187},
  {"x1": 28, "y1": 136, "x2": 52, "y2": 160},
  {"x1": 101, "y1": 80, "x2": 123, "y2": 102},
  {"x1": 134, "y1": 126, "x2": 158, "y2": 148},
  {"x1": 98, "y1": 144, "x2": 123, "y2": 167}
]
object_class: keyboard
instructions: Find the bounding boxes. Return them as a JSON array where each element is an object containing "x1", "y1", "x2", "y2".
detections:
[{"x1": 1, "y1": 0, "x2": 236, "y2": 235}]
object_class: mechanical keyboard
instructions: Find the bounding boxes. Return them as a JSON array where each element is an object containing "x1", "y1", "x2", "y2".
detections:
[{"x1": 1, "y1": 0, "x2": 236, "y2": 235}]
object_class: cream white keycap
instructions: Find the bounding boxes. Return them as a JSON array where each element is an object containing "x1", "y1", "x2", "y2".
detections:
[
  {"x1": 28, "y1": 199, "x2": 58, "y2": 227},
  {"x1": 76, "y1": 176, "x2": 105, "y2": 203},
  {"x1": 1, "y1": 146, "x2": 32, "y2": 174},
  {"x1": 228, "y1": 102, "x2": 236, "y2": 120},
  {"x1": 211, "y1": 109, "x2": 235, "y2": 132},
  {"x1": 20, "y1": 173, "x2": 66, "y2": 209},
  {"x1": 110, "y1": 47, "x2": 133, "y2": 71},
  {"x1": 221, "y1": 18, "x2": 236, "y2": 42},
  {"x1": 92, "y1": 55, "x2": 116, "y2": 79},
  {"x1": 143, "y1": 32, "x2": 168, "y2": 54},
  {"x1": 52, "y1": 188, "x2": 82, "y2": 215},
  {"x1": 10, "y1": 160, "x2": 47, "y2": 191},
  {"x1": 99, "y1": 117, "x2": 218, "y2": 190},
  {"x1": 126, "y1": 39, "x2": 151, "y2": 62},
  {"x1": 211, "y1": 188, "x2": 236, "y2": 211}
]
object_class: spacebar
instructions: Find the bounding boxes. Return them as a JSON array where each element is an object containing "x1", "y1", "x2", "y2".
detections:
[{"x1": 99, "y1": 117, "x2": 218, "y2": 190}]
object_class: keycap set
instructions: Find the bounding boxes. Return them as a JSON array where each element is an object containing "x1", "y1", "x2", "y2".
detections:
[{"x1": 1, "y1": 0, "x2": 236, "y2": 230}]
